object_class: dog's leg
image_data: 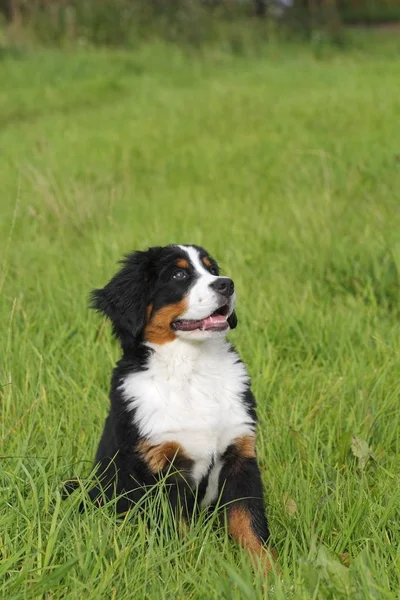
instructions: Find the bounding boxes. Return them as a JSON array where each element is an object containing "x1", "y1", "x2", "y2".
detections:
[
  {"x1": 137, "y1": 440, "x2": 196, "y2": 527},
  {"x1": 218, "y1": 435, "x2": 277, "y2": 575},
  {"x1": 166, "y1": 475, "x2": 197, "y2": 532}
]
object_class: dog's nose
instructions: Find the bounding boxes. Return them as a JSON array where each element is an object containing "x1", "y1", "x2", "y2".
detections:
[{"x1": 210, "y1": 277, "x2": 234, "y2": 298}]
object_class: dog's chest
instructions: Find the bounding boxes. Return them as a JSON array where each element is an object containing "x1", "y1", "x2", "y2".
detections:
[{"x1": 120, "y1": 340, "x2": 254, "y2": 493}]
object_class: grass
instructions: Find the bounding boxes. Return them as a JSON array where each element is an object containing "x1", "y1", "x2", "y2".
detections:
[{"x1": 1, "y1": 31, "x2": 400, "y2": 599}]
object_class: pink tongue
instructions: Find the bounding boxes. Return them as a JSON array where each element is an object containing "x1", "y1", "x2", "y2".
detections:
[{"x1": 200, "y1": 314, "x2": 228, "y2": 330}]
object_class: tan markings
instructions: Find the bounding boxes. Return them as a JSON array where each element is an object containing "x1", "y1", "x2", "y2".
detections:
[
  {"x1": 228, "y1": 506, "x2": 276, "y2": 575},
  {"x1": 228, "y1": 506, "x2": 263, "y2": 554},
  {"x1": 234, "y1": 435, "x2": 256, "y2": 458},
  {"x1": 176, "y1": 258, "x2": 189, "y2": 269},
  {"x1": 202, "y1": 256, "x2": 212, "y2": 268},
  {"x1": 144, "y1": 299, "x2": 187, "y2": 344},
  {"x1": 137, "y1": 440, "x2": 184, "y2": 473}
]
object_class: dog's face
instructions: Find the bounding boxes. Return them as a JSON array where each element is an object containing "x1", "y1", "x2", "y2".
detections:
[{"x1": 92, "y1": 245, "x2": 237, "y2": 346}]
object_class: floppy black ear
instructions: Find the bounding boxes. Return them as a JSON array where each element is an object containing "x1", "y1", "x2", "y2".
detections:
[
  {"x1": 91, "y1": 248, "x2": 161, "y2": 344},
  {"x1": 228, "y1": 310, "x2": 238, "y2": 330}
]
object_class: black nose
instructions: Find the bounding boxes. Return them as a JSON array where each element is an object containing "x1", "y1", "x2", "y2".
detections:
[{"x1": 210, "y1": 277, "x2": 234, "y2": 298}]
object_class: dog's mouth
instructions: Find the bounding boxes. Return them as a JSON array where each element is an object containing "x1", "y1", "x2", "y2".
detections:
[{"x1": 171, "y1": 304, "x2": 230, "y2": 332}]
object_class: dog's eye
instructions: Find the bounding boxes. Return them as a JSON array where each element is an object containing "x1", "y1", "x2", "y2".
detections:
[
  {"x1": 172, "y1": 269, "x2": 188, "y2": 280},
  {"x1": 209, "y1": 266, "x2": 218, "y2": 276}
]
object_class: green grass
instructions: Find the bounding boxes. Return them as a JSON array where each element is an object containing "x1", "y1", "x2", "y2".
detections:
[{"x1": 1, "y1": 33, "x2": 400, "y2": 599}]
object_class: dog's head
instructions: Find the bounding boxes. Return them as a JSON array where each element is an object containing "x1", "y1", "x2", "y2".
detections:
[{"x1": 91, "y1": 245, "x2": 237, "y2": 347}]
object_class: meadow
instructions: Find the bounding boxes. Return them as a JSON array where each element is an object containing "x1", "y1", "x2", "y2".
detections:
[{"x1": 1, "y1": 32, "x2": 400, "y2": 599}]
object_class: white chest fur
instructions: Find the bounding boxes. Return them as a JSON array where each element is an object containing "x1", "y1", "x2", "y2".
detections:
[{"x1": 119, "y1": 338, "x2": 254, "y2": 504}]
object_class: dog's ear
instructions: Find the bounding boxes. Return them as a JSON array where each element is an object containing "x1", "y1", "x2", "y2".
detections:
[
  {"x1": 228, "y1": 310, "x2": 238, "y2": 330},
  {"x1": 91, "y1": 248, "x2": 161, "y2": 345}
]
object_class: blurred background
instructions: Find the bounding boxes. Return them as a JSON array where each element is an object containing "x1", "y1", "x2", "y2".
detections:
[{"x1": 0, "y1": 0, "x2": 400, "y2": 49}]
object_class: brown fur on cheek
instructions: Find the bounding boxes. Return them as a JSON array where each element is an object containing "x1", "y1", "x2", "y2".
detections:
[
  {"x1": 144, "y1": 299, "x2": 188, "y2": 344},
  {"x1": 228, "y1": 506, "x2": 275, "y2": 575}
]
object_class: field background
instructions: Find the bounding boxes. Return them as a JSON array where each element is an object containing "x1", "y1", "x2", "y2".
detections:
[{"x1": 1, "y1": 24, "x2": 400, "y2": 600}]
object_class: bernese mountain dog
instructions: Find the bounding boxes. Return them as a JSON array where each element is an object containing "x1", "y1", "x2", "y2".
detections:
[{"x1": 68, "y1": 244, "x2": 275, "y2": 573}]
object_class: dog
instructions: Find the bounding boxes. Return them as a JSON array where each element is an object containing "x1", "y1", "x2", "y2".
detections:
[{"x1": 68, "y1": 244, "x2": 275, "y2": 573}]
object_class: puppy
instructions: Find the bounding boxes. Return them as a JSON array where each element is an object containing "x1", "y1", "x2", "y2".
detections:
[{"x1": 71, "y1": 244, "x2": 275, "y2": 573}]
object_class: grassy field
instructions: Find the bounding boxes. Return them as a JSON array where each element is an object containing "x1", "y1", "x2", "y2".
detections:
[{"x1": 1, "y1": 33, "x2": 400, "y2": 599}]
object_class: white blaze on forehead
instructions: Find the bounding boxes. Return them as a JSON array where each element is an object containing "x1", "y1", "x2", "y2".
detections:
[
  {"x1": 177, "y1": 245, "x2": 221, "y2": 321},
  {"x1": 177, "y1": 245, "x2": 212, "y2": 277}
]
